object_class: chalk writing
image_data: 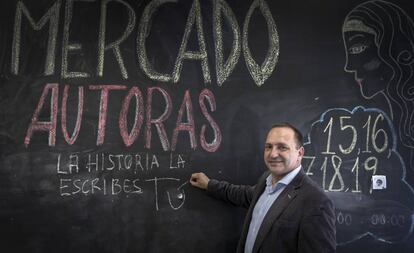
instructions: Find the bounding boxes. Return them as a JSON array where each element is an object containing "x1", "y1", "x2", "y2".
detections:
[
  {"x1": 56, "y1": 152, "x2": 188, "y2": 211},
  {"x1": 12, "y1": 0, "x2": 279, "y2": 86},
  {"x1": 304, "y1": 107, "x2": 396, "y2": 194},
  {"x1": 304, "y1": 107, "x2": 414, "y2": 244},
  {"x1": 24, "y1": 84, "x2": 221, "y2": 151},
  {"x1": 333, "y1": 200, "x2": 414, "y2": 244},
  {"x1": 56, "y1": 152, "x2": 187, "y2": 174}
]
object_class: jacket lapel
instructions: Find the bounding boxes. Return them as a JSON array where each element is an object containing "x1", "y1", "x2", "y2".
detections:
[
  {"x1": 251, "y1": 170, "x2": 305, "y2": 253},
  {"x1": 237, "y1": 172, "x2": 269, "y2": 253}
]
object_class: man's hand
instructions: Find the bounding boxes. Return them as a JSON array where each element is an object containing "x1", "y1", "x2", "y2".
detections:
[{"x1": 190, "y1": 172, "x2": 210, "y2": 190}]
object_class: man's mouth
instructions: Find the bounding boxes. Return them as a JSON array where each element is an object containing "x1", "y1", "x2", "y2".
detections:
[{"x1": 268, "y1": 160, "x2": 283, "y2": 165}]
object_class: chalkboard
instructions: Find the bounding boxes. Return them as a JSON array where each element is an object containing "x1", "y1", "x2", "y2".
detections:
[{"x1": 0, "y1": 0, "x2": 413, "y2": 252}]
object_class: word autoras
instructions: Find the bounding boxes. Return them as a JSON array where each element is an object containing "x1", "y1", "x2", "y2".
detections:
[{"x1": 24, "y1": 84, "x2": 222, "y2": 152}]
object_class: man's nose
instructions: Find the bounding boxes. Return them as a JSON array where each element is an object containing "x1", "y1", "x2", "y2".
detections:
[{"x1": 270, "y1": 147, "x2": 279, "y2": 158}]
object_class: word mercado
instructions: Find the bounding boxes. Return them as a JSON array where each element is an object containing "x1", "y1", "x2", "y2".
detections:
[{"x1": 11, "y1": 0, "x2": 279, "y2": 86}]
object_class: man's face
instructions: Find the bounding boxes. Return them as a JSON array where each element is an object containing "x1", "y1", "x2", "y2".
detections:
[{"x1": 264, "y1": 127, "x2": 304, "y2": 182}]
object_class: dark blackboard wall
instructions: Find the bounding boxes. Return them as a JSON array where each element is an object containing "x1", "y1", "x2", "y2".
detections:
[{"x1": 0, "y1": 0, "x2": 413, "y2": 252}]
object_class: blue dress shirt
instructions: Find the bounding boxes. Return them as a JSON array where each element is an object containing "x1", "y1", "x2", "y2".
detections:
[{"x1": 244, "y1": 166, "x2": 302, "y2": 253}]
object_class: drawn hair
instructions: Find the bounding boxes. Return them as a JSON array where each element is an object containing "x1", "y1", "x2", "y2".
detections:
[{"x1": 344, "y1": 0, "x2": 414, "y2": 147}]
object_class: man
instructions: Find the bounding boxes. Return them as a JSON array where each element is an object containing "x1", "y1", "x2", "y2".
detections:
[{"x1": 190, "y1": 123, "x2": 336, "y2": 253}]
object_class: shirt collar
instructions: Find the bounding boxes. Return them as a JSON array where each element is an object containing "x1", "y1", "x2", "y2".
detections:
[{"x1": 265, "y1": 165, "x2": 302, "y2": 194}]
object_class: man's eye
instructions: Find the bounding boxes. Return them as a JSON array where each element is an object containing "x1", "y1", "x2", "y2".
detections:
[
  {"x1": 349, "y1": 45, "x2": 367, "y2": 54},
  {"x1": 278, "y1": 146, "x2": 289, "y2": 151}
]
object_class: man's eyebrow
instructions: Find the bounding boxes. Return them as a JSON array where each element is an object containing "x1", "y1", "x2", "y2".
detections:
[{"x1": 265, "y1": 143, "x2": 287, "y2": 146}]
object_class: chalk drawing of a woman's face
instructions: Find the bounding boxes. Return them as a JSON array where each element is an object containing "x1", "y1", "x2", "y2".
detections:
[
  {"x1": 342, "y1": 0, "x2": 414, "y2": 148},
  {"x1": 343, "y1": 19, "x2": 392, "y2": 99}
]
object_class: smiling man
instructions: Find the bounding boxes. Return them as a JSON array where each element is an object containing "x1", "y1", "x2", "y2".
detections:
[{"x1": 190, "y1": 123, "x2": 336, "y2": 253}]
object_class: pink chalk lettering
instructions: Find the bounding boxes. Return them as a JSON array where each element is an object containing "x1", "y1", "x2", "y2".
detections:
[
  {"x1": 145, "y1": 87, "x2": 172, "y2": 151},
  {"x1": 119, "y1": 87, "x2": 144, "y2": 146},
  {"x1": 199, "y1": 88, "x2": 221, "y2": 152},
  {"x1": 89, "y1": 85, "x2": 127, "y2": 145},
  {"x1": 24, "y1": 83, "x2": 59, "y2": 146},
  {"x1": 171, "y1": 90, "x2": 196, "y2": 151},
  {"x1": 61, "y1": 85, "x2": 84, "y2": 145}
]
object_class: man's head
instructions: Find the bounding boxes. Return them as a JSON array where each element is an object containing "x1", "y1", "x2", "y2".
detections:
[{"x1": 264, "y1": 123, "x2": 304, "y2": 183}]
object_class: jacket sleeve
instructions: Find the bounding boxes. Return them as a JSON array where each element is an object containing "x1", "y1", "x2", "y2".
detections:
[
  {"x1": 298, "y1": 198, "x2": 336, "y2": 253},
  {"x1": 206, "y1": 179, "x2": 255, "y2": 208}
]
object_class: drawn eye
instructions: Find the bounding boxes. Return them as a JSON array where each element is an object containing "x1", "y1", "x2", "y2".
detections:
[{"x1": 349, "y1": 45, "x2": 368, "y2": 54}]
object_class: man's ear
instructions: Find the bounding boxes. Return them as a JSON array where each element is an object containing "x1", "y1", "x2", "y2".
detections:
[{"x1": 298, "y1": 146, "x2": 305, "y2": 158}]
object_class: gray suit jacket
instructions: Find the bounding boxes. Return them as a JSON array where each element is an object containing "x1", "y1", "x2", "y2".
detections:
[{"x1": 207, "y1": 169, "x2": 336, "y2": 253}]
